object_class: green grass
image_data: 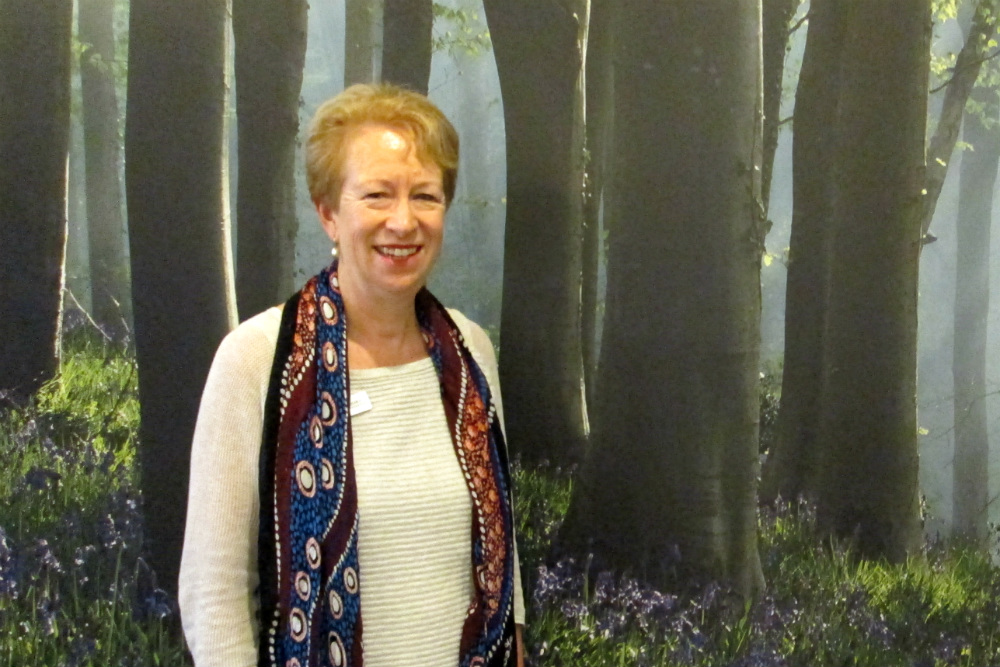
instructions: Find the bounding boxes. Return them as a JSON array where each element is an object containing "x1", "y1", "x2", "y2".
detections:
[{"x1": 0, "y1": 328, "x2": 189, "y2": 667}]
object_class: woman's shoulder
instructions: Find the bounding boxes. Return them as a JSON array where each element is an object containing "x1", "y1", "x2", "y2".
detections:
[
  {"x1": 445, "y1": 309, "x2": 495, "y2": 361},
  {"x1": 210, "y1": 306, "x2": 283, "y2": 377}
]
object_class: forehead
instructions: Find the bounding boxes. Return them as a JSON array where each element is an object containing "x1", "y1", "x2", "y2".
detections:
[{"x1": 342, "y1": 124, "x2": 441, "y2": 181}]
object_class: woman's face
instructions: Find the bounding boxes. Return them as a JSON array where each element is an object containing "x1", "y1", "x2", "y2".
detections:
[{"x1": 317, "y1": 124, "x2": 446, "y2": 305}]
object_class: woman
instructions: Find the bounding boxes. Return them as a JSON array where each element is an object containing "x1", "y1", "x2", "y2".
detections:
[{"x1": 179, "y1": 84, "x2": 525, "y2": 667}]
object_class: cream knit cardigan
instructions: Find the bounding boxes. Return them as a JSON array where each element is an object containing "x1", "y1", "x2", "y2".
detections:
[{"x1": 179, "y1": 306, "x2": 525, "y2": 667}]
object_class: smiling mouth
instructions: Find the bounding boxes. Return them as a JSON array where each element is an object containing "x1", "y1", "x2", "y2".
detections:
[{"x1": 376, "y1": 245, "x2": 420, "y2": 258}]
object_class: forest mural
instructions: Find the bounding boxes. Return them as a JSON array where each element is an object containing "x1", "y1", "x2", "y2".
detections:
[{"x1": 3, "y1": 0, "x2": 1000, "y2": 664}]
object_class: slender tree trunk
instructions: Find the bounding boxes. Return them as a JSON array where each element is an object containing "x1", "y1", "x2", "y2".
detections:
[
  {"x1": 561, "y1": 0, "x2": 764, "y2": 597},
  {"x1": 582, "y1": 0, "x2": 613, "y2": 410},
  {"x1": 381, "y1": 0, "x2": 433, "y2": 94},
  {"x1": 126, "y1": 0, "x2": 235, "y2": 595},
  {"x1": 79, "y1": 0, "x2": 130, "y2": 337},
  {"x1": 952, "y1": 89, "x2": 998, "y2": 546},
  {"x1": 345, "y1": 0, "x2": 380, "y2": 86},
  {"x1": 815, "y1": 0, "x2": 929, "y2": 560},
  {"x1": 232, "y1": 0, "x2": 308, "y2": 319},
  {"x1": 760, "y1": 0, "x2": 845, "y2": 504},
  {"x1": 921, "y1": 0, "x2": 999, "y2": 238},
  {"x1": 0, "y1": 0, "x2": 73, "y2": 401},
  {"x1": 483, "y1": 0, "x2": 588, "y2": 465},
  {"x1": 760, "y1": 0, "x2": 799, "y2": 213}
]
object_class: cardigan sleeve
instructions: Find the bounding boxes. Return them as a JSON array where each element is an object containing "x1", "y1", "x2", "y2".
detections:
[
  {"x1": 448, "y1": 310, "x2": 528, "y2": 626},
  {"x1": 179, "y1": 308, "x2": 281, "y2": 667}
]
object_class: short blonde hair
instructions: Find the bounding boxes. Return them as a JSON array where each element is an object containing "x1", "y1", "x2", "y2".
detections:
[{"x1": 306, "y1": 83, "x2": 460, "y2": 207}]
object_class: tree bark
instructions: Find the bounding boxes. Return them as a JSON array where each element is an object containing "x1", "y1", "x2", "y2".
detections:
[
  {"x1": 560, "y1": 0, "x2": 764, "y2": 597},
  {"x1": 381, "y1": 0, "x2": 433, "y2": 94},
  {"x1": 582, "y1": 0, "x2": 613, "y2": 410},
  {"x1": 483, "y1": 0, "x2": 588, "y2": 465},
  {"x1": 921, "y1": 0, "x2": 999, "y2": 238},
  {"x1": 760, "y1": 0, "x2": 799, "y2": 213},
  {"x1": 0, "y1": 0, "x2": 73, "y2": 401},
  {"x1": 79, "y1": 0, "x2": 130, "y2": 337},
  {"x1": 232, "y1": 0, "x2": 308, "y2": 319},
  {"x1": 345, "y1": 0, "x2": 380, "y2": 86},
  {"x1": 760, "y1": 0, "x2": 845, "y2": 504},
  {"x1": 952, "y1": 88, "x2": 998, "y2": 546},
  {"x1": 125, "y1": 0, "x2": 236, "y2": 595},
  {"x1": 815, "y1": 0, "x2": 928, "y2": 560}
]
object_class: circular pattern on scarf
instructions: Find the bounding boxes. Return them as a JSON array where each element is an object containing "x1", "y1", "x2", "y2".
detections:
[
  {"x1": 320, "y1": 458, "x2": 335, "y2": 490},
  {"x1": 286, "y1": 659, "x2": 301, "y2": 667},
  {"x1": 296, "y1": 461, "x2": 317, "y2": 498},
  {"x1": 343, "y1": 566, "x2": 359, "y2": 594},
  {"x1": 319, "y1": 296, "x2": 338, "y2": 324},
  {"x1": 289, "y1": 607, "x2": 307, "y2": 642},
  {"x1": 309, "y1": 415, "x2": 324, "y2": 448},
  {"x1": 329, "y1": 273, "x2": 340, "y2": 291},
  {"x1": 328, "y1": 589, "x2": 344, "y2": 618},
  {"x1": 470, "y1": 658, "x2": 485, "y2": 667},
  {"x1": 422, "y1": 331, "x2": 434, "y2": 350},
  {"x1": 328, "y1": 632, "x2": 346, "y2": 667},
  {"x1": 305, "y1": 537, "x2": 322, "y2": 569},
  {"x1": 319, "y1": 392, "x2": 337, "y2": 425},
  {"x1": 294, "y1": 571, "x2": 311, "y2": 601},
  {"x1": 322, "y1": 341, "x2": 338, "y2": 372}
]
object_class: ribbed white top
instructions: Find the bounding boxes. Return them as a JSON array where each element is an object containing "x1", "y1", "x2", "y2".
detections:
[
  {"x1": 179, "y1": 306, "x2": 524, "y2": 667},
  {"x1": 351, "y1": 359, "x2": 472, "y2": 666}
]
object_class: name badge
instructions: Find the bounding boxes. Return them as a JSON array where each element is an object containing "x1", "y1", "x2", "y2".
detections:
[{"x1": 350, "y1": 390, "x2": 373, "y2": 417}]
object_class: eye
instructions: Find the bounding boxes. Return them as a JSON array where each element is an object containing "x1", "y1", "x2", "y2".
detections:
[
  {"x1": 414, "y1": 193, "x2": 443, "y2": 204},
  {"x1": 364, "y1": 191, "x2": 388, "y2": 200}
]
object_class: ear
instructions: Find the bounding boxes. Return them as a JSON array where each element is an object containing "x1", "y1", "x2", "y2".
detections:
[{"x1": 316, "y1": 200, "x2": 339, "y2": 243}]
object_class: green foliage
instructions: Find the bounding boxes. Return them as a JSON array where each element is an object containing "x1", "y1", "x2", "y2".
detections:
[
  {"x1": 0, "y1": 329, "x2": 190, "y2": 667},
  {"x1": 432, "y1": 2, "x2": 492, "y2": 56}
]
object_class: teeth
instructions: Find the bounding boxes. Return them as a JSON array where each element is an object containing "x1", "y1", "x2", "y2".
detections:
[{"x1": 378, "y1": 246, "x2": 418, "y2": 257}]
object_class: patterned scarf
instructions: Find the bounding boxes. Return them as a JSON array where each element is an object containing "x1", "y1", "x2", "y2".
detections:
[{"x1": 257, "y1": 264, "x2": 517, "y2": 667}]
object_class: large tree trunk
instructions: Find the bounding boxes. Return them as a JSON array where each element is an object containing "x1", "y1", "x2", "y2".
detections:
[
  {"x1": 560, "y1": 0, "x2": 764, "y2": 597},
  {"x1": 921, "y1": 0, "x2": 1000, "y2": 238},
  {"x1": 814, "y1": 0, "x2": 928, "y2": 560},
  {"x1": 0, "y1": 0, "x2": 73, "y2": 401},
  {"x1": 582, "y1": 0, "x2": 613, "y2": 410},
  {"x1": 760, "y1": 0, "x2": 845, "y2": 504},
  {"x1": 760, "y1": 0, "x2": 799, "y2": 213},
  {"x1": 951, "y1": 89, "x2": 998, "y2": 546},
  {"x1": 79, "y1": 0, "x2": 130, "y2": 337},
  {"x1": 345, "y1": 0, "x2": 380, "y2": 86},
  {"x1": 381, "y1": 0, "x2": 433, "y2": 94},
  {"x1": 483, "y1": 0, "x2": 588, "y2": 465},
  {"x1": 232, "y1": 0, "x2": 308, "y2": 319},
  {"x1": 125, "y1": 0, "x2": 235, "y2": 595}
]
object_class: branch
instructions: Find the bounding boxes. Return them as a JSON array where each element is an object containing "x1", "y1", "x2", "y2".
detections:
[
  {"x1": 921, "y1": 0, "x2": 1000, "y2": 238},
  {"x1": 930, "y1": 47, "x2": 1000, "y2": 94},
  {"x1": 787, "y1": 11, "x2": 809, "y2": 36}
]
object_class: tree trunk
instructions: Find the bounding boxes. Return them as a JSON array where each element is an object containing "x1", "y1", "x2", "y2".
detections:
[
  {"x1": 79, "y1": 0, "x2": 130, "y2": 337},
  {"x1": 760, "y1": 0, "x2": 845, "y2": 504},
  {"x1": 381, "y1": 0, "x2": 433, "y2": 94},
  {"x1": 483, "y1": 0, "x2": 588, "y2": 465},
  {"x1": 582, "y1": 0, "x2": 613, "y2": 410},
  {"x1": 921, "y1": 0, "x2": 999, "y2": 238},
  {"x1": 125, "y1": 0, "x2": 235, "y2": 595},
  {"x1": 760, "y1": 0, "x2": 799, "y2": 213},
  {"x1": 951, "y1": 89, "x2": 998, "y2": 546},
  {"x1": 0, "y1": 0, "x2": 73, "y2": 401},
  {"x1": 560, "y1": 0, "x2": 764, "y2": 597},
  {"x1": 345, "y1": 0, "x2": 380, "y2": 86},
  {"x1": 814, "y1": 0, "x2": 928, "y2": 560},
  {"x1": 232, "y1": 0, "x2": 308, "y2": 319}
]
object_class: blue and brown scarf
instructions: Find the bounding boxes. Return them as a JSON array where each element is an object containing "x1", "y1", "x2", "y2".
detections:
[{"x1": 257, "y1": 263, "x2": 517, "y2": 667}]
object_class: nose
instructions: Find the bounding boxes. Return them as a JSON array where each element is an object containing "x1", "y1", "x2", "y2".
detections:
[{"x1": 385, "y1": 196, "x2": 418, "y2": 234}]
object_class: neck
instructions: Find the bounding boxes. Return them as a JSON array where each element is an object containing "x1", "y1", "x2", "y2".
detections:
[{"x1": 340, "y1": 280, "x2": 426, "y2": 369}]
